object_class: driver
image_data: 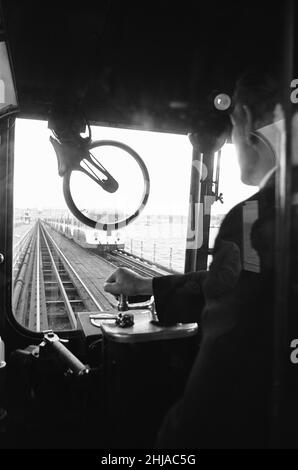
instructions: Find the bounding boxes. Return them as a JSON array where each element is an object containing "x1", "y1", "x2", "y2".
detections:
[{"x1": 104, "y1": 71, "x2": 283, "y2": 448}]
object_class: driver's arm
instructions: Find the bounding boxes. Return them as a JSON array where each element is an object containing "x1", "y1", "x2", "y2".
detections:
[
  {"x1": 104, "y1": 267, "x2": 206, "y2": 324},
  {"x1": 152, "y1": 271, "x2": 207, "y2": 324}
]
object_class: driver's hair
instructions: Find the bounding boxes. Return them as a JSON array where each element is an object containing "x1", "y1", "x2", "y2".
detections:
[{"x1": 233, "y1": 70, "x2": 281, "y2": 124}]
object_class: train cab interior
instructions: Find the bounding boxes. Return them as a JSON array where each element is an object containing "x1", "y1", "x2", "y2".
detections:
[{"x1": 0, "y1": 0, "x2": 297, "y2": 450}]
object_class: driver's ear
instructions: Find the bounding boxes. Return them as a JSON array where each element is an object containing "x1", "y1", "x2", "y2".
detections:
[
  {"x1": 242, "y1": 104, "x2": 253, "y2": 140},
  {"x1": 231, "y1": 102, "x2": 253, "y2": 140}
]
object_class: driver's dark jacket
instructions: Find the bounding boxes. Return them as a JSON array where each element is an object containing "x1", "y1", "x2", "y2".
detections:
[{"x1": 152, "y1": 176, "x2": 277, "y2": 448}]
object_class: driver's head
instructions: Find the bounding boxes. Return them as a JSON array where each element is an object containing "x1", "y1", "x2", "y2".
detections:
[{"x1": 230, "y1": 71, "x2": 282, "y2": 186}]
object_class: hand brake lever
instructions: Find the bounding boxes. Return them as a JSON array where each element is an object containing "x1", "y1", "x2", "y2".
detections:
[
  {"x1": 89, "y1": 295, "x2": 156, "y2": 329},
  {"x1": 41, "y1": 331, "x2": 90, "y2": 376}
]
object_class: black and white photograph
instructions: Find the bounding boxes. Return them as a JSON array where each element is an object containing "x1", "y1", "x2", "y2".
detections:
[{"x1": 0, "y1": 0, "x2": 297, "y2": 455}]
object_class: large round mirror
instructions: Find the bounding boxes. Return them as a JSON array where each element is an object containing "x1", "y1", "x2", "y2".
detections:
[{"x1": 63, "y1": 140, "x2": 150, "y2": 231}]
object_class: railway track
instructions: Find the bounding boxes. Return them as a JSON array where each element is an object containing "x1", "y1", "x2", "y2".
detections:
[
  {"x1": 13, "y1": 220, "x2": 178, "y2": 332},
  {"x1": 13, "y1": 225, "x2": 34, "y2": 281},
  {"x1": 104, "y1": 249, "x2": 179, "y2": 277},
  {"x1": 13, "y1": 221, "x2": 115, "y2": 331},
  {"x1": 46, "y1": 219, "x2": 180, "y2": 278}
]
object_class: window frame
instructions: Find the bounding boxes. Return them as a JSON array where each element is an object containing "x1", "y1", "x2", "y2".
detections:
[{"x1": 2, "y1": 116, "x2": 83, "y2": 350}]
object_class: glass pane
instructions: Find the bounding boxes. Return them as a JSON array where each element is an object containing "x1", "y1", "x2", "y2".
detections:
[
  {"x1": 208, "y1": 143, "x2": 258, "y2": 266},
  {"x1": 86, "y1": 126, "x2": 192, "y2": 273},
  {"x1": 69, "y1": 143, "x2": 147, "y2": 226},
  {"x1": 0, "y1": 42, "x2": 18, "y2": 113},
  {"x1": 12, "y1": 119, "x2": 192, "y2": 331}
]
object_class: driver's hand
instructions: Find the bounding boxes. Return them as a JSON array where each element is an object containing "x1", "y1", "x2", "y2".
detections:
[{"x1": 104, "y1": 267, "x2": 153, "y2": 296}]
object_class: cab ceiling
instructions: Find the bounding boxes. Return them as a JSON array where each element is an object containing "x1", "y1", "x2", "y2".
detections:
[{"x1": 1, "y1": 0, "x2": 284, "y2": 133}]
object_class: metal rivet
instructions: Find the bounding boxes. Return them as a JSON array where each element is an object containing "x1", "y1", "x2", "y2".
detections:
[{"x1": 0, "y1": 254, "x2": 4, "y2": 264}]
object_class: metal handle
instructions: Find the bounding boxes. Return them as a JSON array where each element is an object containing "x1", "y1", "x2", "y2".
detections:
[
  {"x1": 43, "y1": 331, "x2": 89, "y2": 376},
  {"x1": 117, "y1": 295, "x2": 157, "y2": 322},
  {"x1": 118, "y1": 295, "x2": 155, "y2": 311},
  {"x1": 118, "y1": 294, "x2": 129, "y2": 311}
]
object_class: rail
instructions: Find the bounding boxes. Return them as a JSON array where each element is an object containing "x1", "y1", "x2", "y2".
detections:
[
  {"x1": 105, "y1": 250, "x2": 180, "y2": 277},
  {"x1": 12, "y1": 219, "x2": 183, "y2": 331},
  {"x1": 13, "y1": 221, "x2": 114, "y2": 331},
  {"x1": 39, "y1": 223, "x2": 77, "y2": 329},
  {"x1": 13, "y1": 225, "x2": 34, "y2": 280}
]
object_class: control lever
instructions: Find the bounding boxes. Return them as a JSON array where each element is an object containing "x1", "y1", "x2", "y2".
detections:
[
  {"x1": 89, "y1": 295, "x2": 157, "y2": 328},
  {"x1": 118, "y1": 294, "x2": 129, "y2": 311},
  {"x1": 118, "y1": 294, "x2": 155, "y2": 312},
  {"x1": 118, "y1": 294, "x2": 158, "y2": 323},
  {"x1": 89, "y1": 311, "x2": 134, "y2": 328},
  {"x1": 40, "y1": 331, "x2": 90, "y2": 376}
]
